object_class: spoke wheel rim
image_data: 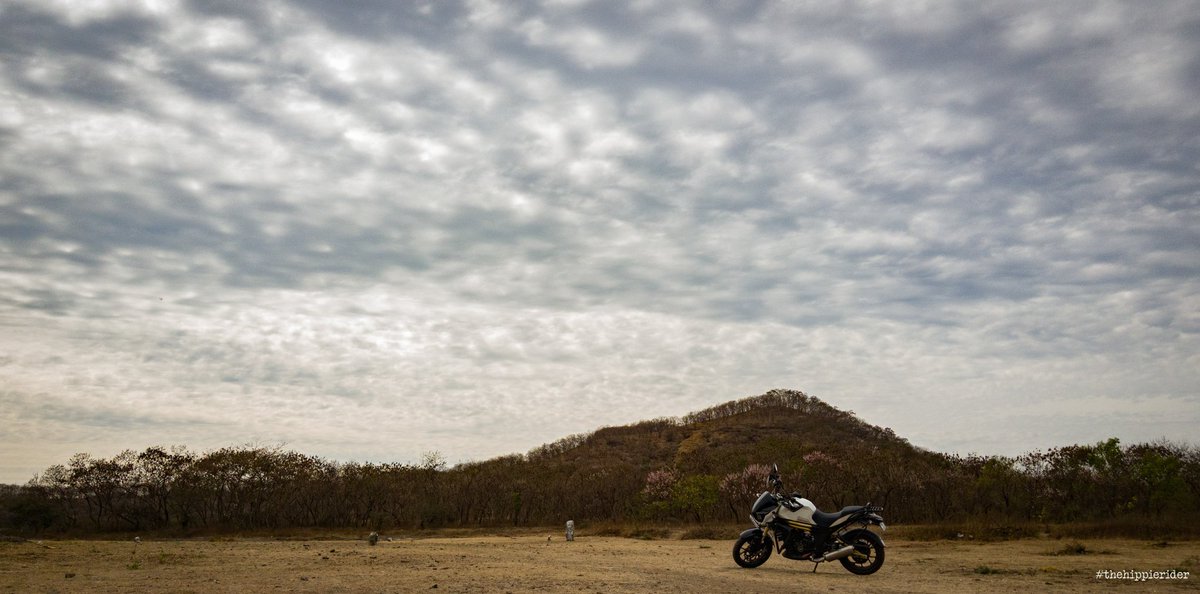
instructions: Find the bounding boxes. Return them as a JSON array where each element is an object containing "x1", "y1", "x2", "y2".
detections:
[
  {"x1": 846, "y1": 538, "x2": 875, "y2": 566},
  {"x1": 738, "y1": 540, "x2": 769, "y2": 564}
]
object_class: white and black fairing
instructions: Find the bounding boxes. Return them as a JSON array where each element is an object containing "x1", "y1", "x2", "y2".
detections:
[{"x1": 749, "y1": 492, "x2": 779, "y2": 522}]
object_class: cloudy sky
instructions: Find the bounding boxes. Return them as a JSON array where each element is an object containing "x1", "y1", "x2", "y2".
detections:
[{"x1": 1, "y1": 0, "x2": 1198, "y2": 483}]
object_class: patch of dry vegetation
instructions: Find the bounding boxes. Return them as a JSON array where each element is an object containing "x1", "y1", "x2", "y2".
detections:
[{"x1": 3, "y1": 534, "x2": 1198, "y2": 594}]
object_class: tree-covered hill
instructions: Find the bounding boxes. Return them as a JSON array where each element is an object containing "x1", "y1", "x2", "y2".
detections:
[{"x1": 3, "y1": 389, "x2": 1197, "y2": 535}]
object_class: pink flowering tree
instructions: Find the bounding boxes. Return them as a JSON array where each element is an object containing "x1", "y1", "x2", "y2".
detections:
[
  {"x1": 802, "y1": 450, "x2": 841, "y2": 507},
  {"x1": 642, "y1": 468, "x2": 678, "y2": 501},
  {"x1": 719, "y1": 464, "x2": 772, "y2": 520}
]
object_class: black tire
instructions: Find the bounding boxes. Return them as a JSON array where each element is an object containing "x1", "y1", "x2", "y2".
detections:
[
  {"x1": 732, "y1": 532, "x2": 772, "y2": 568},
  {"x1": 838, "y1": 529, "x2": 885, "y2": 575}
]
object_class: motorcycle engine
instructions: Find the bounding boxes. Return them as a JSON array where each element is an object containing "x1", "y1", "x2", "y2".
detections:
[{"x1": 780, "y1": 530, "x2": 815, "y2": 560}]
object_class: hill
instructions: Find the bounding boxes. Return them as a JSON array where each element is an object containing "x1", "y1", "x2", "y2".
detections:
[
  {"x1": 6, "y1": 389, "x2": 1198, "y2": 535},
  {"x1": 526, "y1": 388, "x2": 926, "y2": 473},
  {"x1": 456, "y1": 389, "x2": 957, "y2": 523}
]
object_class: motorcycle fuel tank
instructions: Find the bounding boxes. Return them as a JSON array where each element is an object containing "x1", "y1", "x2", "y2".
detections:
[{"x1": 777, "y1": 496, "x2": 817, "y2": 525}]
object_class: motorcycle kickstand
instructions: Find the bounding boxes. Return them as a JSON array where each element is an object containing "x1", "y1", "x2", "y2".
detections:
[{"x1": 811, "y1": 562, "x2": 819, "y2": 573}]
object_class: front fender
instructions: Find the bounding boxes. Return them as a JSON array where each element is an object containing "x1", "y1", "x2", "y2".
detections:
[
  {"x1": 740, "y1": 526, "x2": 776, "y2": 547},
  {"x1": 739, "y1": 527, "x2": 764, "y2": 541}
]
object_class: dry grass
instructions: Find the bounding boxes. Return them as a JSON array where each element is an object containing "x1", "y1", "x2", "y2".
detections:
[
  {"x1": 893, "y1": 519, "x2": 1200, "y2": 542},
  {"x1": 2, "y1": 532, "x2": 1198, "y2": 593}
]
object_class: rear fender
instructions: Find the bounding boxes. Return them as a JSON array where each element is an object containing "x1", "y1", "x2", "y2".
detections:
[{"x1": 840, "y1": 527, "x2": 886, "y2": 548}]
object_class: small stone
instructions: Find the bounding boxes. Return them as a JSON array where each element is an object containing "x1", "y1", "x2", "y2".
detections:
[{"x1": 65, "y1": 573, "x2": 76, "y2": 579}]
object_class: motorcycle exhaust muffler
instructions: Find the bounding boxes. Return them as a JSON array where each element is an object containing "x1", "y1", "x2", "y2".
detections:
[{"x1": 818, "y1": 545, "x2": 856, "y2": 563}]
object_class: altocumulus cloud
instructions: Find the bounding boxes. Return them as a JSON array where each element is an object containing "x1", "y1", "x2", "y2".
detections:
[{"x1": 0, "y1": 0, "x2": 1198, "y2": 483}]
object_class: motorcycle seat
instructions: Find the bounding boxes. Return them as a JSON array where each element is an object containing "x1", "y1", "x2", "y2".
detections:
[{"x1": 812, "y1": 505, "x2": 864, "y2": 526}]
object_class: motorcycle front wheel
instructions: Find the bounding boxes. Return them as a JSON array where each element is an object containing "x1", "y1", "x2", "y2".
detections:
[
  {"x1": 838, "y1": 529, "x2": 885, "y2": 575},
  {"x1": 732, "y1": 533, "x2": 772, "y2": 568}
]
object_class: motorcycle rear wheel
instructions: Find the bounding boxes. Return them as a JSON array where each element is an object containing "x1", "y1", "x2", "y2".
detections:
[
  {"x1": 838, "y1": 529, "x2": 885, "y2": 575},
  {"x1": 732, "y1": 533, "x2": 772, "y2": 568}
]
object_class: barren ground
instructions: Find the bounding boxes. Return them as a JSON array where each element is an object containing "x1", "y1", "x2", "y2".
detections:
[{"x1": 2, "y1": 532, "x2": 1197, "y2": 593}]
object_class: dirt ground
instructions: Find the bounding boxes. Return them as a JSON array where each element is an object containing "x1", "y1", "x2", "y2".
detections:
[{"x1": 2, "y1": 532, "x2": 1197, "y2": 593}]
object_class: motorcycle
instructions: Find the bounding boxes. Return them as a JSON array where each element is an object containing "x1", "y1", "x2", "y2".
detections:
[{"x1": 732, "y1": 464, "x2": 887, "y2": 575}]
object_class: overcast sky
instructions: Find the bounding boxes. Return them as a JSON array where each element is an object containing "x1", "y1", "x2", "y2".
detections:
[{"x1": 1, "y1": 0, "x2": 1198, "y2": 484}]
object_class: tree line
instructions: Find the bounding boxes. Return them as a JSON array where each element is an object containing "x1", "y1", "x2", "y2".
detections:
[{"x1": 3, "y1": 394, "x2": 1197, "y2": 536}]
